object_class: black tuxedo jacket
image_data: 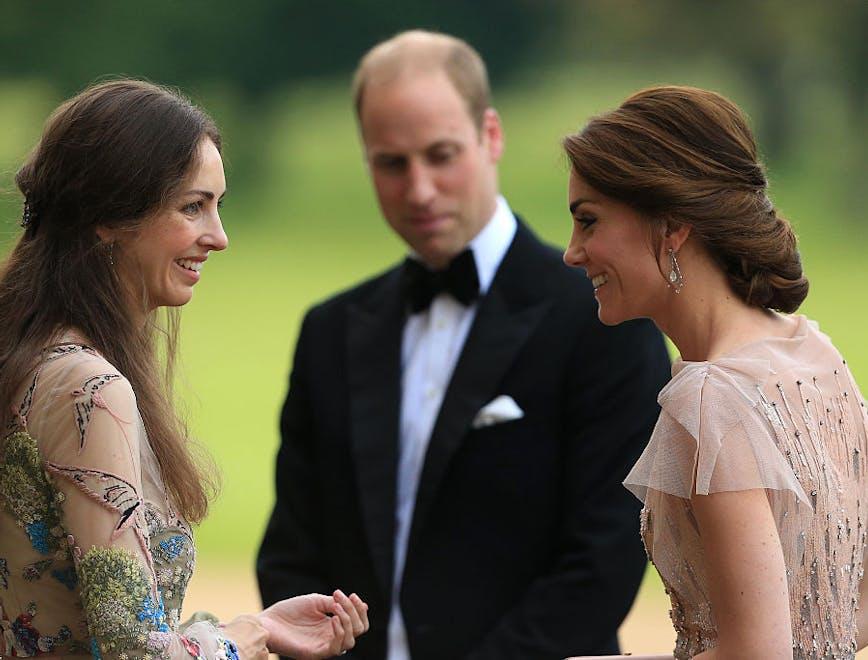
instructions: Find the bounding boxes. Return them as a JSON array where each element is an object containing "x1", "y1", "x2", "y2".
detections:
[{"x1": 257, "y1": 221, "x2": 671, "y2": 659}]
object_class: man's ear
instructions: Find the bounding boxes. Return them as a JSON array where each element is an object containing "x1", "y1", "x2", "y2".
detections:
[{"x1": 481, "y1": 108, "x2": 504, "y2": 163}]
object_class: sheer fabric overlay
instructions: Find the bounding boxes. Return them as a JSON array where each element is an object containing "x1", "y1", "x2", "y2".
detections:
[
  {"x1": 0, "y1": 340, "x2": 236, "y2": 659},
  {"x1": 624, "y1": 316, "x2": 868, "y2": 660}
]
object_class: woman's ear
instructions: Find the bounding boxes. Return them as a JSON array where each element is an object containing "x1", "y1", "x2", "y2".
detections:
[
  {"x1": 665, "y1": 222, "x2": 692, "y2": 252},
  {"x1": 95, "y1": 226, "x2": 116, "y2": 244}
]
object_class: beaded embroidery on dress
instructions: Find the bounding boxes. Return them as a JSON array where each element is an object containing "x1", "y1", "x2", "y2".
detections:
[
  {"x1": 0, "y1": 342, "x2": 235, "y2": 659},
  {"x1": 625, "y1": 316, "x2": 868, "y2": 660}
]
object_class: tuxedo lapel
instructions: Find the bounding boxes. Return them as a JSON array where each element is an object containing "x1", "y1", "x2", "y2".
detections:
[
  {"x1": 347, "y1": 268, "x2": 404, "y2": 597},
  {"x1": 408, "y1": 225, "x2": 553, "y2": 551}
]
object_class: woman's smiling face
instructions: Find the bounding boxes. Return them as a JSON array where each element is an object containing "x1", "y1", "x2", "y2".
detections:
[
  {"x1": 121, "y1": 138, "x2": 228, "y2": 310},
  {"x1": 562, "y1": 171, "x2": 669, "y2": 326}
]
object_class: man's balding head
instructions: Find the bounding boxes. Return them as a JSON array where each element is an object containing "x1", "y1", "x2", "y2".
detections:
[{"x1": 352, "y1": 30, "x2": 491, "y2": 131}]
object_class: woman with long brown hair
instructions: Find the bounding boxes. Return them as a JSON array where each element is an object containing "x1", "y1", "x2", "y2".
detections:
[
  {"x1": 562, "y1": 86, "x2": 868, "y2": 659},
  {"x1": 0, "y1": 79, "x2": 368, "y2": 659}
]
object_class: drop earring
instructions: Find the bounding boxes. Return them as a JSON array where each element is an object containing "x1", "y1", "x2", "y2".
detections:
[{"x1": 667, "y1": 248, "x2": 684, "y2": 293}]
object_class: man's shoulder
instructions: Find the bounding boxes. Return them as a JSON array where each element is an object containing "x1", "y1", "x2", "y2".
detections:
[
  {"x1": 507, "y1": 220, "x2": 595, "y2": 301},
  {"x1": 302, "y1": 262, "x2": 403, "y2": 323}
]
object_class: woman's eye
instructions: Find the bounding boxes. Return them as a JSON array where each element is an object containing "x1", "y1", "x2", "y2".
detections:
[
  {"x1": 183, "y1": 201, "x2": 201, "y2": 215},
  {"x1": 577, "y1": 215, "x2": 596, "y2": 229}
]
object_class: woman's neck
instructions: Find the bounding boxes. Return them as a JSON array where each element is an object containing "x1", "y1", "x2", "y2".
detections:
[{"x1": 653, "y1": 266, "x2": 787, "y2": 363}]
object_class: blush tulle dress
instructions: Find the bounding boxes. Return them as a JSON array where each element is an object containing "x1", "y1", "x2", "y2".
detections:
[{"x1": 625, "y1": 316, "x2": 868, "y2": 659}]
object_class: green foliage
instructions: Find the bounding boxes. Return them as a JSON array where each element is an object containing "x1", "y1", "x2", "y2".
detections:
[
  {"x1": 0, "y1": 0, "x2": 562, "y2": 95},
  {"x1": 0, "y1": 62, "x2": 865, "y2": 564}
]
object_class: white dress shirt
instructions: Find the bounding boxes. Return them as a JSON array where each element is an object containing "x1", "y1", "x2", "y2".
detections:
[{"x1": 387, "y1": 196, "x2": 517, "y2": 660}]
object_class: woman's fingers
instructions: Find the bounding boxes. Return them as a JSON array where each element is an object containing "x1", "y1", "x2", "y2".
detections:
[
  {"x1": 349, "y1": 593, "x2": 369, "y2": 632},
  {"x1": 334, "y1": 590, "x2": 365, "y2": 636},
  {"x1": 330, "y1": 612, "x2": 346, "y2": 654},
  {"x1": 332, "y1": 597, "x2": 355, "y2": 651}
]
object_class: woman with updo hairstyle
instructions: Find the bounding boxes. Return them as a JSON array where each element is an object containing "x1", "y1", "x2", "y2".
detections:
[
  {"x1": 562, "y1": 86, "x2": 868, "y2": 659},
  {"x1": 0, "y1": 79, "x2": 367, "y2": 659}
]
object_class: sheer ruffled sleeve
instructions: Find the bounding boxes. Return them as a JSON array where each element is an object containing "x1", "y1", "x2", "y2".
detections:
[
  {"x1": 624, "y1": 356, "x2": 811, "y2": 508},
  {"x1": 28, "y1": 354, "x2": 238, "y2": 660}
]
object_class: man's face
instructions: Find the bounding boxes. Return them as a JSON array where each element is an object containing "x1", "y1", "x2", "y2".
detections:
[{"x1": 359, "y1": 69, "x2": 503, "y2": 269}]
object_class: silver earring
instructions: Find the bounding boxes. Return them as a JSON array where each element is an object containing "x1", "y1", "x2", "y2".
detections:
[
  {"x1": 667, "y1": 248, "x2": 684, "y2": 293},
  {"x1": 108, "y1": 242, "x2": 115, "y2": 267}
]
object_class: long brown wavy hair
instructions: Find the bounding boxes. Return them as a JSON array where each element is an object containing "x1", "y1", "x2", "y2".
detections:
[
  {"x1": 563, "y1": 85, "x2": 808, "y2": 313},
  {"x1": 0, "y1": 79, "x2": 220, "y2": 523}
]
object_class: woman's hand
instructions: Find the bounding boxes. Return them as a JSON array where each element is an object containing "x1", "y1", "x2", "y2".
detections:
[
  {"x1": 223, "y1": 614, "x2": 270, "y2": 660},
  {"x1": 259, "y1": 590, "x2": 370, "y2": 659}
]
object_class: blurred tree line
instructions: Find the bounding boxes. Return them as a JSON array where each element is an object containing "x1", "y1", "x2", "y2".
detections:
[{"x1": 1, "y1": 0, "x2": 865, "y2": 202}]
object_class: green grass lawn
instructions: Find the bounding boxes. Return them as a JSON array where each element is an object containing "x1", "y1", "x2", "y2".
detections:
[{"x1": 1, "y1": 66, "x2": 865, "y2": 567}]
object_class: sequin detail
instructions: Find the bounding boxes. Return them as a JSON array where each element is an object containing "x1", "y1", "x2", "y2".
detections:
[{"x1": 630, "y1": 320, "x2": 868, "y2": 659}]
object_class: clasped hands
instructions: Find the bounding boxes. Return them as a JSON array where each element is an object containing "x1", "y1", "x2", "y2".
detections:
[{"x1": 226, "y1": 589, "x2": 369, "y2": 659}]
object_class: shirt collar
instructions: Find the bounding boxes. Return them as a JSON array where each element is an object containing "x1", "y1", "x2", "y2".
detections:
[
  {"x1": 405, "y1": 195, "x2": 517, "y2": 296},
  {"x1": 468, "y1": 196, "x2": 517, "y2": 295}
]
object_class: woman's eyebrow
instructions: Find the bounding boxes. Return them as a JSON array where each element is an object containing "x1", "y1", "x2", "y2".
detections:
[{"x1": 569, "y1": 198, "x2": 593, "y2": 214}]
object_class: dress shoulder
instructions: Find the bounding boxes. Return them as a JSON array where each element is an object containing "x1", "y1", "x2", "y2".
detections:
[
  {"x1": 624, "y1": 355, "x2": 811, "y2": 507},
  {"x1": 23, "y1": 344, "x2": 138, "y2": 468}
]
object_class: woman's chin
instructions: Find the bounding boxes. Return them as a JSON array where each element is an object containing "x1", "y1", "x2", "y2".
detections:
[{"x1": 596, "y1": 303, "x2": 631, "y2": 327}]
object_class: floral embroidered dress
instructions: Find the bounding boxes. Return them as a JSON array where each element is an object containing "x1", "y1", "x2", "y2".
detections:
[
  {"x1": 624, "y1": 315, "x2": 868, "y2": 660},
  {"x1": 0, "y1": 341, "x2": 237, "y2": 659}
]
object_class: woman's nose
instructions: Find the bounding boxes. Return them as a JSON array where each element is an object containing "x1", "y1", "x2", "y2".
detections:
[
  {"x1": 563, "y1": 233, "x2": 586, "y2": 268},
  {"x1": 203, "y1": 213, "x2": 229, "y2": 251}
]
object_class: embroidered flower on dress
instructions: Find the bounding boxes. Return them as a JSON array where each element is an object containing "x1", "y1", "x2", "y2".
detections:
[
  {"x1": 78, "y1": 546, "x2": 150, "y2": 654},
  {"x1": 23, "y1": 559, "x2": 53, "y2": 581},
  {"x1": 157, "y1": 535, "x2": 187, "y2": 562},
  {"x1": 180, "y1": 635, "x2": 203, "y2": 659},
  {"x1": 51, "y1": 566, "x2": 78, "y2": 590},
  {"x1": 222, "y1": 638, "x2": 240, "y2": 660},
  {"x1": 138, "y1": 593, "x2": 170, "y2": 633}
]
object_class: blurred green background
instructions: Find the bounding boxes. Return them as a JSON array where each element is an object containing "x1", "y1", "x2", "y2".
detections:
[{"x1": 1, "y1": 0, "x2": 866, "y2": 620}]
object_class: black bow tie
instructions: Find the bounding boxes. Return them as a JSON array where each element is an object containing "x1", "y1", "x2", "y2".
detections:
[{"x1": 402, "y1": 249, "x2": 480, "y2": 313}]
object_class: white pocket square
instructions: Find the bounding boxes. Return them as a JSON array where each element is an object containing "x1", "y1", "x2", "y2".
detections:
[{"x1": 471, "y1": 395, "x2": 524, "y2": 429}]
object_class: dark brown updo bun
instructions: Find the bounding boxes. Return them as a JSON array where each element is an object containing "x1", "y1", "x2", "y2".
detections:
[{"x1": 562, "y1": 85, "x2": 808, "y2": 313}]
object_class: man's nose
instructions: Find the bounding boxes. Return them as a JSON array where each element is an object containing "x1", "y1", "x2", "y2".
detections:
[{"x1": 406, "y1": 161, "x2": 436, "y2": 206}]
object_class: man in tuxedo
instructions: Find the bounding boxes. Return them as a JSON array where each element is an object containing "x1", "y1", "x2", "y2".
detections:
[{"x1": 257, "y1": 30, "x2": 670, "y2": 659}]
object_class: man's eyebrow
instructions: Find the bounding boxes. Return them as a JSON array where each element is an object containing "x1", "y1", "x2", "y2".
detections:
[{"x1": 427, "y1": 139, "x2": 460, "y2": 149}]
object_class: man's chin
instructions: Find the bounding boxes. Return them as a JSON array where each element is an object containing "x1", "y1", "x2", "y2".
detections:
[{"x1": 414, "y1": 243, "x2": 465, "y2": 269}]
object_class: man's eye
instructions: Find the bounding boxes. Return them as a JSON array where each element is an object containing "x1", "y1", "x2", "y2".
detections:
[
  {"x1": 374, "y1": 157, "x2": 405, "y2": 172},
  {"x1": 429, "y1": 148, "x2": 457, "y2": 164}
]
